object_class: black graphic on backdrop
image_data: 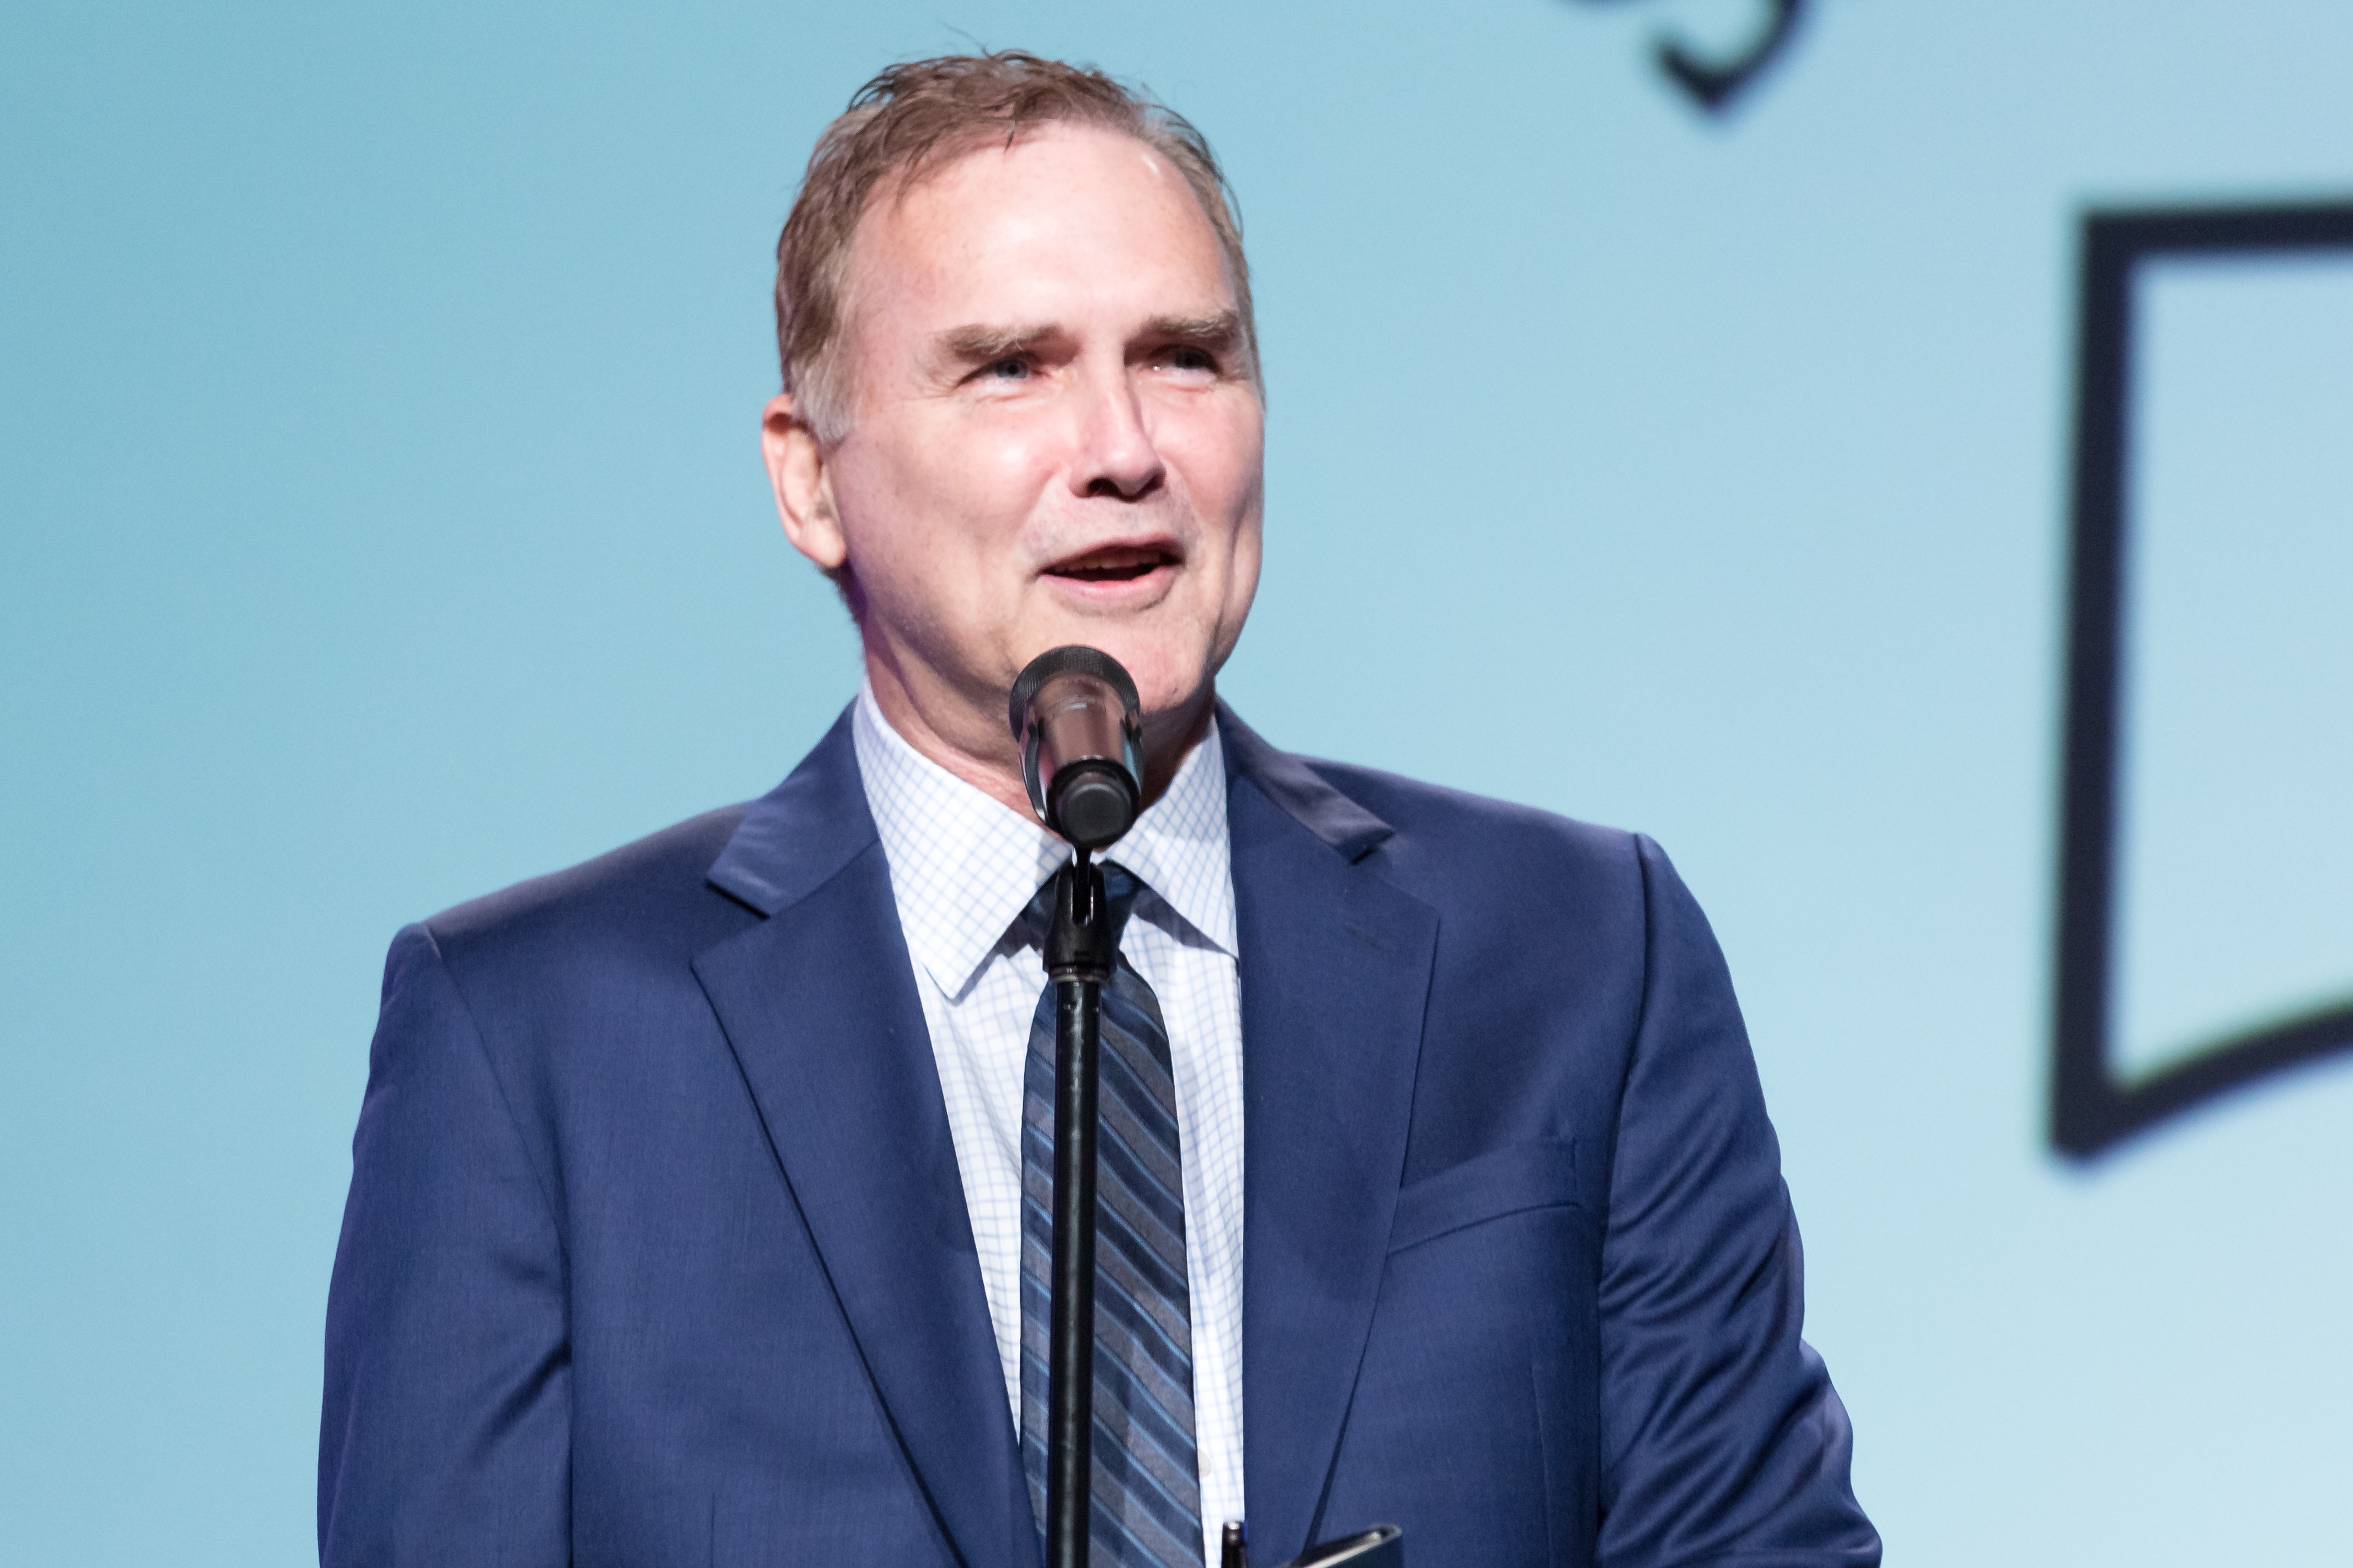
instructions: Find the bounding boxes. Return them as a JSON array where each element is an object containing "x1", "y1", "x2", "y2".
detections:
[
  {"x1": 2051, "y1": 199, "x2": 2353, "y2": 1161},
  {"x1": 1566, "y1": 0, "x2": 1807, "y2": 111}
]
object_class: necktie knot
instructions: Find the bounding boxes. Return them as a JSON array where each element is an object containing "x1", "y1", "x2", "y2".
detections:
[{"x1": 1098, "y1": 861, "x2": 1145, "y2": 946}]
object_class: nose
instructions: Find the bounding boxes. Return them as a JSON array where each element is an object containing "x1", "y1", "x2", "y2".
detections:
[{"x1": 1069, "y1": 365, "x2": 1165, "y2": 502}]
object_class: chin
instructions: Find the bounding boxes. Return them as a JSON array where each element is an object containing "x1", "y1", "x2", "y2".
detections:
[{"x1": 1065, "y1": 632, "x2": 1213, "y2": 721}]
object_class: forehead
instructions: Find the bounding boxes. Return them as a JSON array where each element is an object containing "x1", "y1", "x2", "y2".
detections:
[{"x1": 845, "y1": 123, "x2": 1235, "y2": 337}]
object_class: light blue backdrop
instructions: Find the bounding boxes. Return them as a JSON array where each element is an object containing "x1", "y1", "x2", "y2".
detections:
[{"x1": 4, "y1": 1, "x2": 2348, "y2": 1562}]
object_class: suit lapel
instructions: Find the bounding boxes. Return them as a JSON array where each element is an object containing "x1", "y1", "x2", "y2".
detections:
[
  {"x1": 694, "y1": 713, "x2": 1029, "y2": 1568},
  {"x1": 1222, "y1": 711, "x2": 1438, "y2": 1560}
]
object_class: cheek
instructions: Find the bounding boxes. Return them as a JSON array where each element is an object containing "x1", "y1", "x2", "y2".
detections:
[
  {"x1": 1212, "y1": 520, "x2": 1263, "y2": 664},
  {"x1": 839, "y1": 418, "x2": 1041, "y2": 572},
  {"x1": 1170, "y1": 404, "x2": 1266, "y2": 562},
  {"x1": 1202, "y1": 400, "x2": 1267, "y2": 501},
  {"x1": 1227, "y1": 513, "x2": 1265, "y2": 602}
]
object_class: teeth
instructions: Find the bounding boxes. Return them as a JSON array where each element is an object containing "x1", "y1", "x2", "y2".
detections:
[{"x1": 1058, "y1": 548, "x2": 1166, "y2": 573}]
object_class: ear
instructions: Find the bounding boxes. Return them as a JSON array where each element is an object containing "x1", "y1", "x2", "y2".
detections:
[{"x1": 761, "y1": 394, "x2": 847, "y2": 572}]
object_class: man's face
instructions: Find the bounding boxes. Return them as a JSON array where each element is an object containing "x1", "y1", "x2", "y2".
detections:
[{"x1": 771, "y1": 123, "x2": 1265, "y2": 768}]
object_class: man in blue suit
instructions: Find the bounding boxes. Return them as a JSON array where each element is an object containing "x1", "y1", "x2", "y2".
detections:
[{"x1": 320, "y1": 52, "x2": 1878, "y2": 1568}]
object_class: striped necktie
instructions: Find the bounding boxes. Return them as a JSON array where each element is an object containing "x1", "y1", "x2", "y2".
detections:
[{"x1": 1019, "y1": 862, "x2": 1203, "y2": 1568}]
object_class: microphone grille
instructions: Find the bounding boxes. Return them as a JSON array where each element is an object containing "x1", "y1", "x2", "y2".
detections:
[{"x1": 1008, "y1": 645, "x2": 1142, "y2": 740}]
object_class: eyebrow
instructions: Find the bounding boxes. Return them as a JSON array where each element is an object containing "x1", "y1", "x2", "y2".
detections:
[
  {"x1": 1142, "y1": 311, "x2": 1243, "y2": 351},
  {"x1": 931, "y1": 310, "x2": 1245, "y2": 365},
  {"x1": 935, "y1": 322, "x2": 1052, "y2": 363}
]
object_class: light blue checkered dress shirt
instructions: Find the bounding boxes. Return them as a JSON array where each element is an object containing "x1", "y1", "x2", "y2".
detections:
[{"x1": 852, "y1": 682, "x2": 1247, "y2": 1568}]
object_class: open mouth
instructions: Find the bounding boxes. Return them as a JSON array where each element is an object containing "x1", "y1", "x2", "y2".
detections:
[{"x1": 1044, "y1": 544, "x2": 1180, "y2": 584}]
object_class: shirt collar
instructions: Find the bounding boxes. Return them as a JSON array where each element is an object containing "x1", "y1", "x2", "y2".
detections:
[
  {"x1": 1107, "y1": 719, "x2": 1236, "y2": 957},
  {"x1": 852, "y1": 677, "x2": 1236, "y2": 999}
]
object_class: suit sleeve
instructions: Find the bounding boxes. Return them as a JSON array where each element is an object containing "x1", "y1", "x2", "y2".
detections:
[
  {"x1": 319, "y1": 924, "x2": 570, "y2": 1566},
  {"x1": 1593, "y1": 838, "x2": 1879, "y2": 1567}
]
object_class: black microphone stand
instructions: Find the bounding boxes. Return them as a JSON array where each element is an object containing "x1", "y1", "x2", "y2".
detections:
[
  {"x1": 1009, "y1": 644, "x2": 1401, "y2": 1568},
  {"x1": 1043, "y1": 849, "x2": 1115, "y2": 1568},
  {"x1": 1042, "y1": 847, "x2": 1408, "y2": 1568}
]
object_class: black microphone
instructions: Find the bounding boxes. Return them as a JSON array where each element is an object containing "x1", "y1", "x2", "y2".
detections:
[{"x1": 1008, "y1": 645, "x2": 1144, "y2": 853}]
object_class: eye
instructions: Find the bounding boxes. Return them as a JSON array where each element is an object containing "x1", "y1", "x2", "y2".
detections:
[
  {"x1": 981, "y1": 355, "x2": 1031, "y2": 381},
  {"x1": 1159, "y1": 344, "x2": 1218, "y2": 374}
]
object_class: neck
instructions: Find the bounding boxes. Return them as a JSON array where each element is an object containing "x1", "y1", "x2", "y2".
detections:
[{"x1": 863, "y1": 650, "x2": 1213, "y2": 831}]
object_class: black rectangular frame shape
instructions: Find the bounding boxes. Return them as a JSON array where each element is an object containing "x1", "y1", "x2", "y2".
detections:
[{"x1": 2051, "y1": 199, "x2": 2353, "y2": 1160}]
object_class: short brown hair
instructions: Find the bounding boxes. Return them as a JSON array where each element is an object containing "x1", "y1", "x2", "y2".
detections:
[{"x1": 773, "y1": 52, "x2": 1256, "y2": 443}]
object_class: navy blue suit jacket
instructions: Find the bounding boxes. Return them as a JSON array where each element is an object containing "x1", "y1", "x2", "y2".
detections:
[{"x1": 320, "y1": 707, "x2": 1878, "y2": 1567}]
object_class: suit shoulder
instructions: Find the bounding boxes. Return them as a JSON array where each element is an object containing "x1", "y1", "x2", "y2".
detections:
[
  {"x1": 1300, "y1": 757, "x2": 1645, "y2": 880},
  {"x1": 1288, "y1": 760, "x2": 1723, "y2": 1022},
  {"x1": 419, "y1": 802, "x2": 755, "y2": 969}
]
